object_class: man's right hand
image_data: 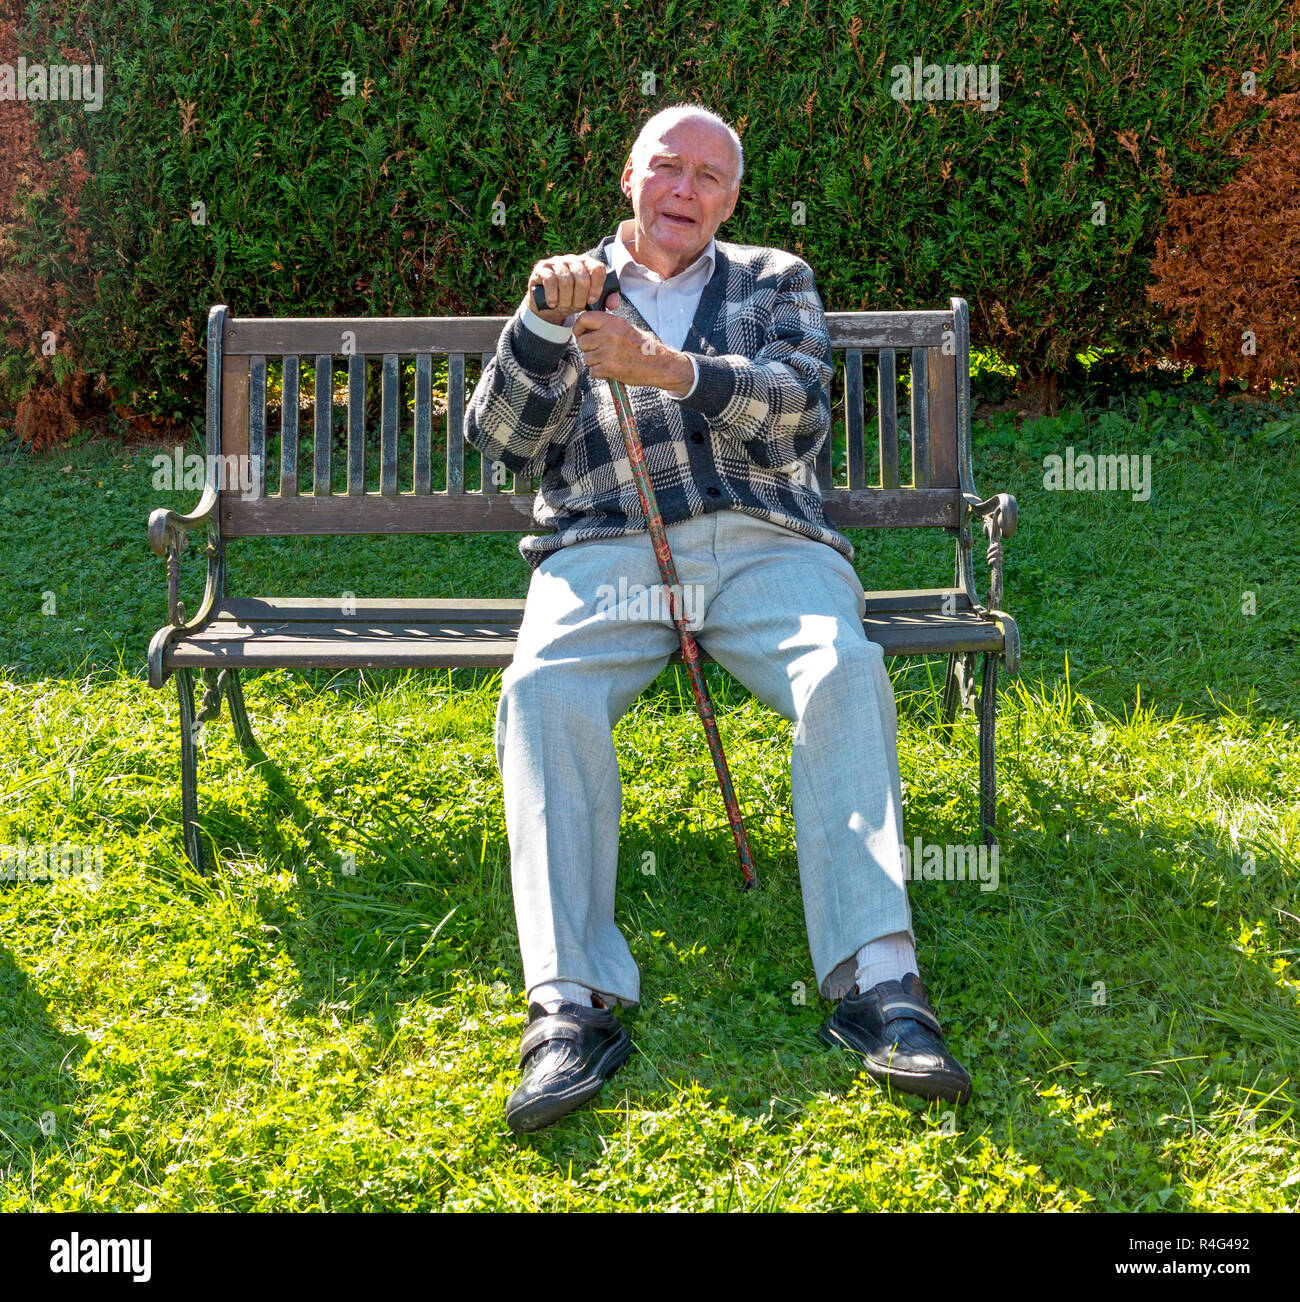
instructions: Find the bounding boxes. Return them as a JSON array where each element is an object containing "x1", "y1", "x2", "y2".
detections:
[{"x1": 525, "y1": 256, "x2": 621, "y2": 325}]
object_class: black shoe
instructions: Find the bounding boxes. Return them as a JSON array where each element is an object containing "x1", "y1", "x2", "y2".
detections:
[
  {"x1": 819, "y1": 972, "x2": 972, "y2": 1104},
  {"x1": 505, "y1": 1000, "x2": 633, "y2": 1134}
]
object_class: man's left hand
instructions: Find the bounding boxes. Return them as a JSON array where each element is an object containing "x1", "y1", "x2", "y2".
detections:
[{"x1": 571, "y1": 312, "x2": 695, "y2": 395}]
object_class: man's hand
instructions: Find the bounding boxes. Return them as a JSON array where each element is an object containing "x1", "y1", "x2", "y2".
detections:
[
  {"x1": 526, "y1": 256, "x2": 621, "y2": 325},
  {"x1": 572, "y1": 313, "x2": 695, "y2": 394}
]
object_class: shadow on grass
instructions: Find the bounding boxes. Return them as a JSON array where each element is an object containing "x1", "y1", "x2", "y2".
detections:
[
  {"x1": 0, "y1": 944, "x2": 88, "y2": 1177},
  {"x1": 155, "y1": 662, "x2": 1297, "y2": 1207}
]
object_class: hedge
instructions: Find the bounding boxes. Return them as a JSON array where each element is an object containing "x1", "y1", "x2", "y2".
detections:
[{"x1": 2, "y1": 0, "x2": 1297, "y2": 441}]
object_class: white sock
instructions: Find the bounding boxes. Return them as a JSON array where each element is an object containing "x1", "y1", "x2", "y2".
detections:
[
  {"x1": 854, "y1": 931, "x2": 919, "y2": 993},
  {"x1": 531, "y1": 980, "x2": 594, "y2": 1013}
]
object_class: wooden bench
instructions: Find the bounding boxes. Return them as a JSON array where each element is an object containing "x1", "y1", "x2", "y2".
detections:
[{"x1": 148, "y1": 299, "x2": 1019, "y2": 871}]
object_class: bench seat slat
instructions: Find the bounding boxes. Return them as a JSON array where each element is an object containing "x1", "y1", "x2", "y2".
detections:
[
  {"x1": 164, "y1": 590, "x2": 1002, "y2": 674},
  {"x1": 165, "y1": 618, "x2": 1002, "y2": 670},
  {"x1": 216, "y1": 592, "x2": 972, "y2": 620},
  {"x1": 168, "y1": 641, "x2": 525, "y2": 670},
  {"x1": 219, "y1": 596, "x2": 528, "y2": 621},
  {"x1": 187, "y1": 623, "x2": 522, "y2": 643}
]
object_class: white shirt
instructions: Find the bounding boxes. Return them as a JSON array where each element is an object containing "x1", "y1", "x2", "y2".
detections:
[{"x1": 518, "y1": 217, "x2": 714, "y2": 400}]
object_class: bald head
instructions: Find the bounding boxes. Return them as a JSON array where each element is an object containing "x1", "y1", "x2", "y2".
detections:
[{"x1": 630, "y1": 105, "x2": 744, "y2": 189}]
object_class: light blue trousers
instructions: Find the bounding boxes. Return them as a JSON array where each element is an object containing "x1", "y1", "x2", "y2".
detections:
[{"x1": 493, "y1": 508, "x2": 913, "y2": 1006}]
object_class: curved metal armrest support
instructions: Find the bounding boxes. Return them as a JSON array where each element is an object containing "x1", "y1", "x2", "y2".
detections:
[
  {"x1": 146, "y1": 484, "x2": 224, "y2": 687},
  {"x1": 962, "y1": 491, "x2": 1017, "y2": 613},
  {"x1": 148, "y1": 482, "x2": 218, "y2": 556}
]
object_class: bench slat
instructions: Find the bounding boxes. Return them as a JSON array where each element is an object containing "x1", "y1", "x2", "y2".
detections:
[
  {"x1": 910, "y1": 348, "x2": 930, "y2": 489},
  {"x1": 824, "y1": 312, "x2": 953, "y2": 349},
  {"x1": 878, "y1": 349, "x2": 898, "y2": 490},
  {"x1": 280, "y1": 356, "x2": 300, "y2": 496},
  {"x1": 414, "y1": 353, "x2": 432, "y2": 495},
  {"x1": 213, "y1": 592, "x2": 970, "y2": 622},
  {"x1": 862, "y1": 588, "x2": 972, "y2": 612},
  {"x1": 224, "y1": 312, "x2": 955, "y2": 356},
  {"x1": 164, "y1": 604, "x2": 1001, "y2": 671},
  {"x1": 927, "y1": 346, "x2": 959, "y2": 488},
  {"x1": 221, "y1": 355, "x2": 250, "y2": 463},
  {"x1": 313, "y1": 354, "x2": 332, "y2": 496},
  {"x1": 860, "y1": 612, "x2": 1004, "y2": 656},
  {"x1": 218, "y1": 486, "x2": 961, "y2": 534},
  {"x1": 220, "y1": 596, "x2": 528, "y2": 621},
  {"x1": 347, "y1": 354, "x2": 366, "y2": 495},
  {"x1": 168, "y1": 640, "x2": 527, "y2": 670},
  {"x1": 380, "y1": 353, "x2": 399, "y2": 496},
  {"x1": 447, "y1": 352, "x2": 465, "y2": 494},
  {"x1": 188, "y1": 622, "x2": 521, "y2": 643},
  {"x1": 249, "y1": 356, "x2": 267, "y2": 495},
  {"x1": 845, "y1": 349, "x2": 865, "y2": 489}
]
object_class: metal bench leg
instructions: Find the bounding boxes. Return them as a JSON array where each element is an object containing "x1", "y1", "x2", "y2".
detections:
[
  {"x1": 177, "y1": 668, "x2": 205, "y2": 872},
  {"x1": 224, "y1": 668, "x2": 259, "y2": 752},
  {"x1": 941, "y1": 650, "x2": 977, "y2": 728},
  {"x1": 978, "y1": 652, "x2": 999, "y2": 846}
]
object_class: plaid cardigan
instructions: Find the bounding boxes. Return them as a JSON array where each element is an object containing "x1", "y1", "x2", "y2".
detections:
[{"x1": 465, "y1": 232, "x2": 854, "y2": 570}]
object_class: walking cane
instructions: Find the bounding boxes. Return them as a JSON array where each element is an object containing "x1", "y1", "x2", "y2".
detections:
[{"x1": 532, "y1": 271, "x2": 758, "y2": 890}]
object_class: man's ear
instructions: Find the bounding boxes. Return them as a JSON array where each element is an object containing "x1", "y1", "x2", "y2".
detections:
[{"x1": 620, "y1": 154, "x2": 635, "y2": 200}]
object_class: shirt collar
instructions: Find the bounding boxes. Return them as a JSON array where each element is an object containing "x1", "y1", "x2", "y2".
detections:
[{"x1": 611, "y1": 217, "x2": 715, "y2": 286}]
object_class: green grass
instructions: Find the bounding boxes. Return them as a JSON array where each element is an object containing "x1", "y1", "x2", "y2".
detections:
[{"x1": 0, "y1": 373, "x2": 1297, "y2": 1210}]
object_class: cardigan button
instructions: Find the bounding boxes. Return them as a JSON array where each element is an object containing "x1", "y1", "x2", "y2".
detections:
[
  {"x1": 706, "y1": 486, "x2": 721, "y2": 497},
  {"x1": 690, "y1": 432, "x2": 704, "y2": 444}
]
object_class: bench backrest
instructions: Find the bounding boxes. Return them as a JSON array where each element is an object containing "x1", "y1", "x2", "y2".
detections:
[{"x1": 207, "y1": 299, "x2": 973, "y2": 540}]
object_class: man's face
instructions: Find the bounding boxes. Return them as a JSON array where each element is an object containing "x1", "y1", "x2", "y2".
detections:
[{"x1": 620, "y1": 118, "x2": 740, "y2": 279}]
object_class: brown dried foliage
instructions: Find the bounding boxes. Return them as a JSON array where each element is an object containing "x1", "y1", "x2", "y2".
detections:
[
  {"x1": 1147, "y1": 77, "x2": 1300, "y2": 392},
  {"x1": 0, "y1": 0, "x2": 97, "y2": 449}
]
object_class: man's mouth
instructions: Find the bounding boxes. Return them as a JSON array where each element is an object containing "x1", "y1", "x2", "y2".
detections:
[{"x1": 661, "y1": 213, "x2": 697, "y2": 227}]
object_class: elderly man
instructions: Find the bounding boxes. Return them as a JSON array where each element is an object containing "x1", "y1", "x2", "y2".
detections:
[{"x1": 466, "y1": 105, "x2": 971, "y2": 1134}]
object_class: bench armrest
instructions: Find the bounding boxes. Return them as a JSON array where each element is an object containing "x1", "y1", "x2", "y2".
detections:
[
  {"x1": 962, "y1": 491, "x2": 1016, "y2": 613},
  {"x1": 958, "y1": 489, "x2": 1016, "y2": 617},
  {"x1": 146, "y1": 485, "x2": 224, "y2": 686},
  {"x1": 147, "y1": 482, "x2": 218, "y2": 553}
]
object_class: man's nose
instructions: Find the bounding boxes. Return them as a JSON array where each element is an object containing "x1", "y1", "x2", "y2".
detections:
[{"x1": 671, "y1": 170, "x2": 700, "y2": 198}]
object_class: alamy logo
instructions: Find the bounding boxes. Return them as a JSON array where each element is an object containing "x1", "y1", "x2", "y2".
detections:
[
  {"x1": 50, "y1": 1234, "x2": 151, "y2": 1282},
  {"x1": 1, "y1": 840, "x2": 102, "y2": 889},
  {"x1": 901, "y1": 837, "x2": 999, "y2": 892},
  {"x1": 0, "y1": 59, "x2": 104, "y2": 111},
  {"x1": 152, "y1": 449, "x2": 264, "y2": 500},
  {"x1": 890, "y1": 58, "x2": 1000, "y2": 111},
  {"x1": 1042, "y1": 447, "x2": 1152, "y2": 501},
  {"x1": 594, "y1": 577, "x2": 704, "y2": 630}
]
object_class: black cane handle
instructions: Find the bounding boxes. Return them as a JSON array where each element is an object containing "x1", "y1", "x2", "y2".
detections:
[{"x1": 531, "y1": 268, "x2": 620, "y2": 314}]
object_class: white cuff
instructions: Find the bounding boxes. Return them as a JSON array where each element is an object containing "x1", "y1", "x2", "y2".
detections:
[
  {"x1": 668, "y1": 354, "x2": 700, "y2": 401},
  {"x1": 520, "y1": 301, "x2": 575, "y2": 342}
]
